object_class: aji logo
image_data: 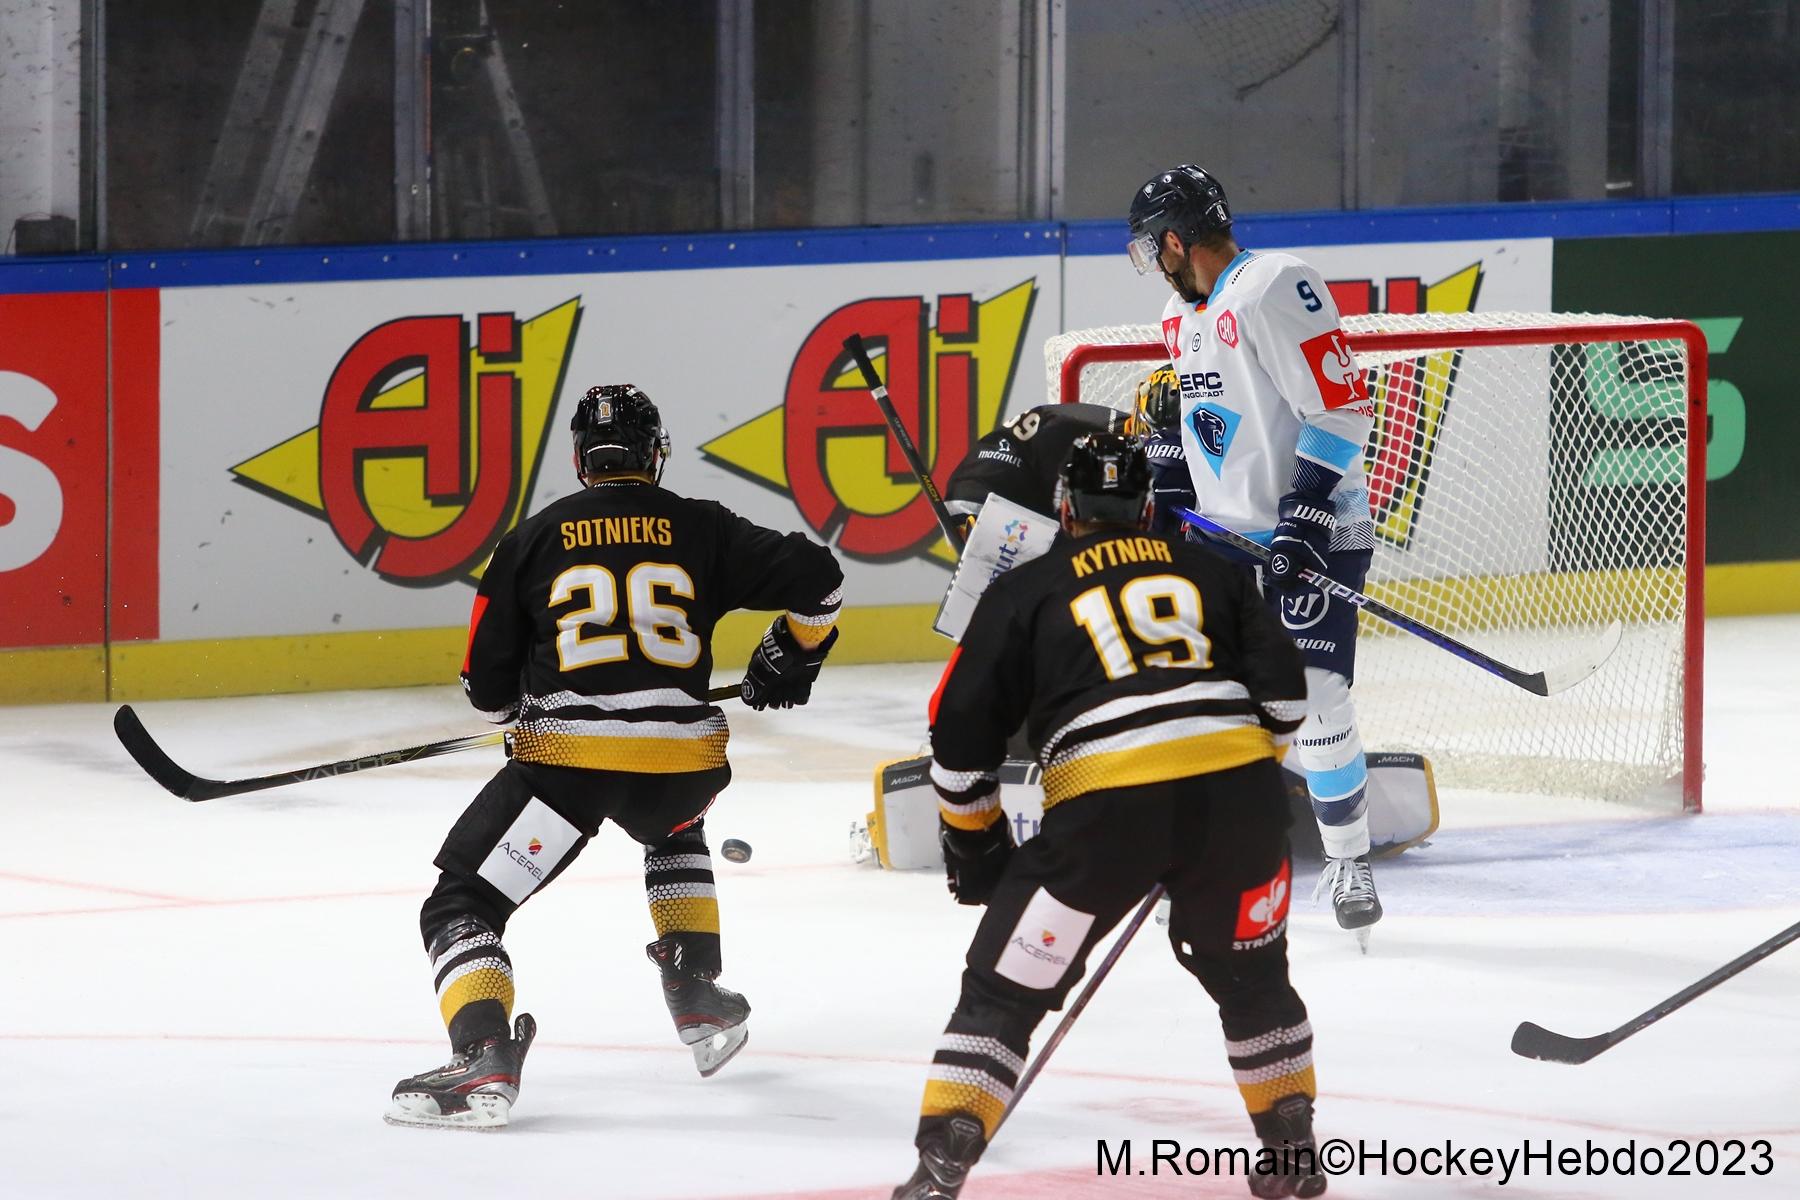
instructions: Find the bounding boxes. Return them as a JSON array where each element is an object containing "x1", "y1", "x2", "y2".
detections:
[
  {"x1": 232, "y1": 300, "x2": 581, "y2": 586},
  {"x1": 699, "y1": 282, "x2": 1037, "y2": 565},
  {"x1": 1329, "y1": 263, "x2": 1483, "y2": 550}
]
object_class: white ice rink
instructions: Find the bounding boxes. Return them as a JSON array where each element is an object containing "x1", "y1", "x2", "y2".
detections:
[{"x1": 5, "y1": 615, "x2": 1799, "y2": 1199}]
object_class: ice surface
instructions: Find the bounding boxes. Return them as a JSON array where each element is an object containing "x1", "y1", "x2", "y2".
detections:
[{"x1": 4, "y1": 616, "x2": 1799, "y2": 1198}]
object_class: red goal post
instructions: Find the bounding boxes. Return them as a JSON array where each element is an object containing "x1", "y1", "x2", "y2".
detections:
[{"x1": 1048, "y1": 314, "x2": 1706, "y2": 812}]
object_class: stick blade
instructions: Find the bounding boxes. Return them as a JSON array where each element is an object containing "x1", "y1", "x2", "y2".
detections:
[
  {"x1": 1532, "y1": 620, "x2": 1625, "y2": 696},
  {"x1": 1510, "y1": 1020, "x2": 1615, "y2": 1064},
  {"x1": 113, "y1": 705, "x2": 199, "y2": 799}
]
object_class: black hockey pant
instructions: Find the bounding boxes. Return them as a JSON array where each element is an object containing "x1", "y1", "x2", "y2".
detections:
[
  {"x1": 914, "y1": 758, "x2": 1314, "y2": 1152},
  {"x1": 419, "y1": 759, "x2": 729, "y2": 1047}
]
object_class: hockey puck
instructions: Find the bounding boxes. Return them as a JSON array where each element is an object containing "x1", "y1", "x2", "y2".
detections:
[{"x1": 720, "y1": 838, "x2": 753, "y2": 864}]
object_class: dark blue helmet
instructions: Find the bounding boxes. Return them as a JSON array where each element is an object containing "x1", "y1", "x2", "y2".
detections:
[{"x1": 1127, "y1": 164, "x2": 1232, "y2": 274}]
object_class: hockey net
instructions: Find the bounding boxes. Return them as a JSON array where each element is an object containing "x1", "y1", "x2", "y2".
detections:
[{"x1": 1046, "y1": 313, "x2": 1705, "y2": 811}]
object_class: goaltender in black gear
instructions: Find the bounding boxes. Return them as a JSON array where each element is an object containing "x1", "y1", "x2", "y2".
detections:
[
  {"x1": 387, "y1": 384, "x2": 843, "y2": 1131},
  {"x1": 892, "y1": 433, "x2": 1328, "y2": 1199}
]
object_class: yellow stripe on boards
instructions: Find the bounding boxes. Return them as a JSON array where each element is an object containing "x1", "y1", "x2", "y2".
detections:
[
  {"x1": 1043, "y1": 725, "x2": 1274, "y2": 806},
  {"x1": 63, "y1": 603, "x2": 954, "y2": 706},
  {"x1": 1707, "y1": 561, "x2": 1800, "y2": 616},
  {"x1": 0, "y1": 645, "x2": 106, "y2": 704}
]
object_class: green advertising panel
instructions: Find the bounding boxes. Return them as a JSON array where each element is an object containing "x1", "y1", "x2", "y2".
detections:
[{"x1": 1554, "y1": 231, "x2": 1800, "y2": 566}]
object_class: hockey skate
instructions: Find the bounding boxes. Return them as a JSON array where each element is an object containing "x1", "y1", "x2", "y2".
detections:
[
  {"x1": 385, "y1": 1013, "x2": 536, "y2": 1131},
  {"x1": 1313, "y1": 854, "x2": 1381, "y2": 950},
  {"x1": 1248, "y1": 1093, "x2": 1328, "y2": 1197},
  {"x1": 646, "y1": 937, "x2": 750, "y2": 1077},
  {"x1": 891, "y1": 1114, "x2": 986, "y2": 1199}
]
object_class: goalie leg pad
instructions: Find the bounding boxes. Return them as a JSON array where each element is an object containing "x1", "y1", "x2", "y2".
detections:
[{"x1": 1294, "y1": 667, "x2": 1370, "y2": 860}]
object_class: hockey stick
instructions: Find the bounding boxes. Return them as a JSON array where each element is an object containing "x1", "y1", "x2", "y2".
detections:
[
  {"x1": 1176, "y1": 507, "x2": 1623, "y2": 697},
  {"x1": 841, "y1": 333, "x2": 967, "y2": 551},
  {"x1": 116, "y1": 683, "x2": 743, "y2": 802},
  {"x1": 994, "y1": 885, "x2": 1165, "y2": 1135},
  {"x1": 1511, "y1": 917, "x2": 1800, "y2": 1064}
]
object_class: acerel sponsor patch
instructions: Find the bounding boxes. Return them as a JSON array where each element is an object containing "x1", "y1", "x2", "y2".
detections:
[
  {"x1": 995, "y1": 887, "x2": 1096, "y2": 991},
  {"x1": 477, "y1": 797, "x2": 581, "y2": 904}
]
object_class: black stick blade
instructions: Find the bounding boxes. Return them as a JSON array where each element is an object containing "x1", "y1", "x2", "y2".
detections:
[
  {"x1": 113, "y1": 705, "x2": 200, "y2": 799},
  {"x1": 1510, "y1": 1020, "x2": 1615, "y2": 1065}
]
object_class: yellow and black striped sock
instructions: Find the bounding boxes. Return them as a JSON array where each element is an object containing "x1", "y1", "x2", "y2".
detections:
[
  {"x1": 1226, "y1": 1018, "x2": 1316, "y2": 1115},
  {"x1": 428, "y1": 918, "x2": 514, "y2": 1048},
  {"x1": 918, "y1": 1024, "x2": 1027, "y2": 1142},
  {"x1": 645, "y1": 834, "x2": 721, "y2": 977}
]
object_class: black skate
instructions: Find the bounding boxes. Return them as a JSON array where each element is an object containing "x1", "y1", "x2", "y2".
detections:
[
  {"x1": 1248, "y1": 1094, "x2": 1327, "y2": 1198},
  {"x1": 891, "y1": 1114, "x2": 986, "y2": 1200},
  {"x1": 385, "y1": 1013, "x2": 536, "y2": 1131},
  {"x1": 646, "y1": 937, "x2": 750, "y2": 1077},
  {"x1": 1314, "y1": 854, "x2": 1381, "y2": 950}
]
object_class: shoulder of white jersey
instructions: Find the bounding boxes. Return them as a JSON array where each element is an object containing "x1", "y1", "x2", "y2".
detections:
[{"x1": 1226, "y1": 252, "x2": 1314, "y2": 299}]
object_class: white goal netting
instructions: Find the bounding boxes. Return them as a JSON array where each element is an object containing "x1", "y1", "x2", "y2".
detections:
[{"x1": 1046, "y1": 313, "x2": 1702, "y2": 809}]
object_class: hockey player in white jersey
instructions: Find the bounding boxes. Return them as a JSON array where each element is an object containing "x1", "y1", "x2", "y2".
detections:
[{"x1": 1127, "y1": 163, "x2": 1382, "y2": 937}]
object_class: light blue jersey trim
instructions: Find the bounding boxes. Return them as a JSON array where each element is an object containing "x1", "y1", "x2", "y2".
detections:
[
  {"x1": 1206, "y1": 249, "x2": 1257, "y2": 302},
  {"x1": 1296, "y1": 423, "x2": 1362, "y2": 474}
]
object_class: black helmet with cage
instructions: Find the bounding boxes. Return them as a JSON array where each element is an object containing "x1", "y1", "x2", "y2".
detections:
[
  {"x1": 1126, "y1": 164, "x2": 1233, "y2": 276},
  {"x1": 571, "y1": 384, "x2": 671, "y2": 485},
  {"x1": 1055, "y1": 432, "x2": 1154, "y2": 533}
]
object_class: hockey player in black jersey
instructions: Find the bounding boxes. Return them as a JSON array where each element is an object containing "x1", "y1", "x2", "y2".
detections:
[
  {"x1": 386, "y1": 385, "x2": 843, "y2": 1131},
  {"x1": 892, "y1": 434, "x2": 1326, "y2": 1199},
  {"x1": 942, "y1": 400, "x2": 1127, "y2": 530}
]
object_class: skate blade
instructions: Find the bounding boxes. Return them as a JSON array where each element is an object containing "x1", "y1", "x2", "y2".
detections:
[
  {"x1": 384, "y1": 1091, "x2": 511, "y2": 1131},
  {"x1": 692, "y1": 1025, "x2": 750, "y2": 1078},
  {"x1": 1355, "y1": 926, "x2": 1371, "y2": 955}
]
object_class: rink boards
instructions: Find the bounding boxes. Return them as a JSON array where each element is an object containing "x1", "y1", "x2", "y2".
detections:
[{"x1": 2, "y1": 200, "x2": 1797, "y2": 702}]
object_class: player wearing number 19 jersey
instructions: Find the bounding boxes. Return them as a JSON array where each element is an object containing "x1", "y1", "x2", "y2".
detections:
[
  {"x1": 387, "y1": 385, "x2": 842, "y2": 1131},
  {"x1": 892, "y1": 434, "x2": 1325, "y2": 1199}
]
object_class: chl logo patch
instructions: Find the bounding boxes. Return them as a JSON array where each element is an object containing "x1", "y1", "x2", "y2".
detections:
[
  {"x1": 1216, "y1": 309, "x2": 1239, "y2": 348},
  {"x1": 1235, "y1": 860, "x2": 1292, "y2": 940}
]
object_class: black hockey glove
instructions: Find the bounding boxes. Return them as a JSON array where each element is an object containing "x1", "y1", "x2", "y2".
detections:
[
  {"x1": 740, "y1": 617, "x2": 838, "y2": 711},
  {"x1": 940, "y1": 815, "x2": 1015, "y2": 906},
  {"x1": 1267, "y1": 489, "x2": 1336, "y2": 587}
]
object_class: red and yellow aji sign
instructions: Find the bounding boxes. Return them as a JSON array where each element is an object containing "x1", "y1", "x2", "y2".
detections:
[
  {"x1": 231, "y1": 300, "x2": 581, "y2": 587},
  {"x1": 701, "y1": 281, "x2": 1037, "y2": 565}
]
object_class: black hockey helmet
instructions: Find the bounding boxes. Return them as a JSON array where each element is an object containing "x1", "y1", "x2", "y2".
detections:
[
  {"x1": 1056, "y1": 432, "x2": 1154, "y2": 532},
  {"x1": 571, "y1": 384, "x2": 670, "y2": 485},
  {"x1": 1128, "y1": 363, "x2": 1181, "y2": 435},
  {"x1": 1127, "y1": 164, "x2": 1232, "y2": 275}
]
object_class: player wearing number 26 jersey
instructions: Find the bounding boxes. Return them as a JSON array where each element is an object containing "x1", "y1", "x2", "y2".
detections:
[{"x1": 388, "y1": 385, "x2": 842, "y2": 1133}]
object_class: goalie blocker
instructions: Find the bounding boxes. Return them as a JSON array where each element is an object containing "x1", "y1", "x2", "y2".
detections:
[{"x1": 861, "y1": 751, "x2": 1437, "y2": 870}]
